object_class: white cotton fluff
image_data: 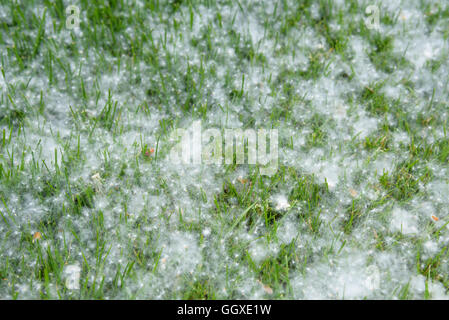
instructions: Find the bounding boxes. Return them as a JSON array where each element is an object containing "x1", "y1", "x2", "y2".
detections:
[
  {"x1": 390, "y1": 207, "x2": 419, "y2": 235},
  {"x1": 64, "y1": 264, "x2": 81, "y2": 290}
]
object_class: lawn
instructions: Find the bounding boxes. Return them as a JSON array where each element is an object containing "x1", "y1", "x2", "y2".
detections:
[{"x1": 1, "y1": 0, "x2": 449, "y2": 299}]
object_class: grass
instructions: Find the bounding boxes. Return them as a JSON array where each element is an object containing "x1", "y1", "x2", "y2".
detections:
[{"x1": 0, "y1": 0, "x2": 449, "y2": 300}]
